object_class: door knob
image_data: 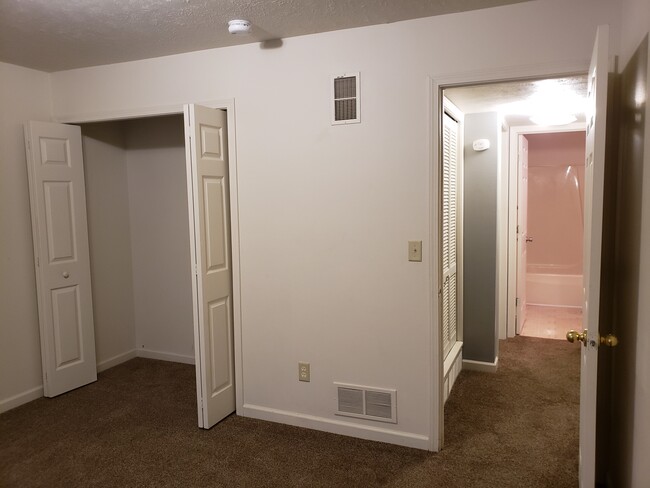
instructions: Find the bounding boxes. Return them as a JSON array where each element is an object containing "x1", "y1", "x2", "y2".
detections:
[
  {"x1": 526, "y1": 236, "x2": 534, "y2": 243},
  {"x1": 62, "y1": 272, "x2": 70, "y2": 279},
  {"x1": 566, "y1": 329, "x2": 587, "y2": 345}
]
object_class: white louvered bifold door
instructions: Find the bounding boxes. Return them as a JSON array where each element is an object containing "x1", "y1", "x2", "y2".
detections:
[{"x1": 442, "y1": 113, "x2": 459, "y2": 358}]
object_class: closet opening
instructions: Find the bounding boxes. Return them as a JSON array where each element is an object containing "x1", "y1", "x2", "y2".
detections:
[{"x1": 24, "y1": 104, "x2": 238, "y2": 430}]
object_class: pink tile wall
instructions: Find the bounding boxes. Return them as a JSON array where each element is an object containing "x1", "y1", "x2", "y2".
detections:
[{"x1": 526, "y1": 131, "x2": 586, "y2": 275}]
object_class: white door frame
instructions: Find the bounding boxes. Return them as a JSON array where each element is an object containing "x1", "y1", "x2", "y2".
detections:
[
  {"x1": 55, "y1": 100, "x2": 244, "y2": 416},
  {"x1": 506, "y1": 122, "x2": 586, "y2": 338},
  {"x1": 429, "y1": 61, "x2": 589, "y2": 451}
]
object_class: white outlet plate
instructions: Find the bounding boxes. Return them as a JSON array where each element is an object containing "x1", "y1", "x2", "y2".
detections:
[
  {"x1": 408, "y1": 240, "x2": 422, "y2": 262},
  {"x1": 299, "y1": 362, "x2": 310, "y2": 382}
]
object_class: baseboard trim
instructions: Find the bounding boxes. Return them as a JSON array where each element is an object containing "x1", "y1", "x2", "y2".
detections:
[
  {"x1": 0, "y1": 385, "x2": 44, "y2": 414},
  {"x1": 137, "y1": 349, "x2": 195, "y2": 365},
  {"x1": 241, "y1": 403, "x2": 429, "y2": 450},
  {"x1": 97, "y1": 349, "x2": 137, "y2": 372},
  {"x1": 463, "y1": 357, "x2": 499, "y2": 373}
]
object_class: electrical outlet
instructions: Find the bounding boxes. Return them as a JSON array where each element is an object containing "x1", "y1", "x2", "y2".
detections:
[
  {"x1": 408, "y1": 240, "x2": 422, "y2": 262},
  {"x1": 299, "y1": 362, "x2": 310, "y2": 382}
]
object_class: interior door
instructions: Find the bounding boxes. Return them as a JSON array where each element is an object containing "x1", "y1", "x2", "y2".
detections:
[
  {"x1": 185, "y1": 104, "x2": 236, "y2": 428},
  {"x1": 577, "y1": 25, "x2": 610, "y2": 488},
  {"x1": 24, "y1": 121, "x2": 97, "y2": 397},
  {"x1": 516, "y1": 135, "x2": 529, "y2": 334}
]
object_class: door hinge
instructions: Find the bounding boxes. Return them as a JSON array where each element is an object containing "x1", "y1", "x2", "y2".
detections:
[
  {"x1": 36, "y1": 256, "x2": 40, "y2": 267},
  {"x1": 515, "y1": 297, "x2": 519, "y2": 306},
  {"x1": 194, "y1": 264, "x2": 199, "y2": 276},
  {"x1": 516, "y1": 225, "x2": 519, "y2": 234}
]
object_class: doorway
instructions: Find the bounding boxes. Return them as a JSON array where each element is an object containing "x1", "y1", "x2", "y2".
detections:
[
  {"x1": 514, "y1": 130, "x2": 587, "y2": 340},
  {"x1": 436, "y1": 73, "x2": 589, "y2": 447}
]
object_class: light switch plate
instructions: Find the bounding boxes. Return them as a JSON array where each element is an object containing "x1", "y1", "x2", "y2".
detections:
[{"x1": 408, "y1": 240, "x2": 422, "y2": 262}]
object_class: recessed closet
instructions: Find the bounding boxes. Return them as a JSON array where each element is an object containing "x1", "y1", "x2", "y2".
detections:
[{"x1": 80, "y1": 114, "x2": 194, "y2": 368}]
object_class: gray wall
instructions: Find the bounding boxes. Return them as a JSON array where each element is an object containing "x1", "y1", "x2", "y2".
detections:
[{"x1": 463, "y1": 112, "x2": 499, "y2": 363}]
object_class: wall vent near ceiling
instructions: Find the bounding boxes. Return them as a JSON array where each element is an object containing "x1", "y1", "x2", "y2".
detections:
[
  {"x1": 335, "y1": 382, "x2": 397, "y2": 423},
  {"x1": 332, "y1": 73, "x2": 360, "y2": 125}
]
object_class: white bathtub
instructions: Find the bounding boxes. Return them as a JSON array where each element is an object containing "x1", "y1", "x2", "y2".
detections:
[{"x1": 526, "y1": 273, "x2": 583, "y2": 308}]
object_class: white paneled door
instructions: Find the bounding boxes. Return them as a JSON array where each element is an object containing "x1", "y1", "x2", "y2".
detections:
[
  {"x1": 185, "y1": 104, "x2": 236, "y2": 428},
  {"x1": 24, "y1": 121, "x2": 97, "y2": 397},
  {"x1": 578, "y1": 25, "x2": 610, "y2": 488}
]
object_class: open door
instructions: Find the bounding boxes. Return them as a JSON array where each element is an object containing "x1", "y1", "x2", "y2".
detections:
[
  {"x1": 184, "y1": 104, "x2": 236, "y2": 428},
  {"x1": 24, "y1": 121, "x2": 97, "y2": 397},
  {"x1": 515, "y1": 135, "x2": 529, "y2": 335},
  {"x1": 568, "y1": 25, "x2": 610, "y2": 488}
]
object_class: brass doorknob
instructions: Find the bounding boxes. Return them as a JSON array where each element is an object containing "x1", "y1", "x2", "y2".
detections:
[
  {"x1": 600, "y1": 334, "x2": 619, "y2": 347},
  {"x1": 566, "y1": 329, "x2": 587, "y2": 345}
]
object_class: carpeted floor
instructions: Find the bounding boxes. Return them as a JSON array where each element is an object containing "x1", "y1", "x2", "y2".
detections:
[{"x1": 0, "y1": 337, "x2": 579, "y2": 487}]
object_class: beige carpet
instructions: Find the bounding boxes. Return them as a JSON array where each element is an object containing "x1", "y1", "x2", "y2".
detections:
[{"x1": 0, "y1": 336, "x2": 579, "y2": 487}]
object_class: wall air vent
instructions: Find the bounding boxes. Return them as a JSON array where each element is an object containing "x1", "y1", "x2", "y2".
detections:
[
  {"x1": 335, "y1": 382, "x2": 397, "y2": 423},
  {"x1": 332, "y1": 73, "x2": 360, "y2": 125}
]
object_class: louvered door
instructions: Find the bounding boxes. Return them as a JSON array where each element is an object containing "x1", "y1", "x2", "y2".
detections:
[{"x1": 442, "y1": 112, "x2": 459, "y2": 357}]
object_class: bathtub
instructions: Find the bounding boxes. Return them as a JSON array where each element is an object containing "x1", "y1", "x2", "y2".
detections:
[{"x1": 526, "y1": 273, "x2": 583, "y2": 308}]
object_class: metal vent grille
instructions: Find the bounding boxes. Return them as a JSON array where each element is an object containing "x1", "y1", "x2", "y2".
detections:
[
  {"x1": 332, "y1": 73, "x2": 360, "y2": 124},
  {"x1": 337, "y1": 387, "x2": 364, "y2": 415},
  {"x1": 335, "y1": 382, "x2": 396, "y2": 423},
  {"x1": 365, "y1": 390, "x2": 392, "y2": 419}
]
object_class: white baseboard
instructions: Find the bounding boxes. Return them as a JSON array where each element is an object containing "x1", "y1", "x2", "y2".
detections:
[
  {"x1": 137, "y1": 348, "x2": 195, "y2": 365},
  {"x1": 241, "y1": 403, "x2": 429, "y2": 450},
  {"x1": 463, "y1": 357, "x2": 499, "y2": 373},
  {"x1": 0, "y1": 385, "x2": 44, "y2": 414},
  {"x1": 97, "y1": 349, "x2": 137, "y2": 372}
]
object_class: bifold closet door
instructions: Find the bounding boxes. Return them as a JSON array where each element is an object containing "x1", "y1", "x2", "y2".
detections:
[
  {"x1": 441, "y1": 112, "x2": 459, "y2": 358},
  {"x1": 24, "y1": 121, "x2": 97, "y2": 397},
  {"x1": 185, "y1": 104, "x2": 236, "y2": 429}
]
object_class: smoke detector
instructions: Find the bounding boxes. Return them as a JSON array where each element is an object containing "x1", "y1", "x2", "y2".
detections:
[{"x1": 228, "y1": 20, "x2": 252, "y2": 35}]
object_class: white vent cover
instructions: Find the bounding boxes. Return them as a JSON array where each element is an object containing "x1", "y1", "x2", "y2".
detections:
[
  {"x1": 335, "y1": 382, "x2": 396, "y2": 423},
  {"x1": 332, "y1": 73, "x2": 360, "y2": 125}
]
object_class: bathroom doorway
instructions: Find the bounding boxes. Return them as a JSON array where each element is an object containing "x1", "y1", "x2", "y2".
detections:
[{"x1": 515, "y1": 130, "x2": 586, "y2": 340}]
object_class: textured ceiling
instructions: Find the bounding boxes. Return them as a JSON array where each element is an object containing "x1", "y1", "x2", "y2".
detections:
[
  {"x1": 0, "y1": 0, "x2": 531, "y2": 72},
  {"x1": 445, "y1": 76, "x2": 589, "y2": 126}
]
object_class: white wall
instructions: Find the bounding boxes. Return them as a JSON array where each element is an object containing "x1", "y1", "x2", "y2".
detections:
[
  {"x1": 123, "y1": 116, "x2": 194, "y2": 362},
  {"x1": 0, "y1": 62, "x2": 52, "y2": 411},
  {"x1": 2, "y1": 0, "x2": 621, "y2": 447},
  {"x1": 44, "y1": 0, "x2": 619, "y2": 447},
  {"x1": 619, "y1": 0, "x2": 650, "y2": 67},
  {"x1": 82, "y1": 123, "x2": 137, "y2": 369}
]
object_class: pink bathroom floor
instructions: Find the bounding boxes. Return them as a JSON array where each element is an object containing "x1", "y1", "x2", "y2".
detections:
[{"x1": 520, "y1": 305, "x2": 583, "y2": 340}]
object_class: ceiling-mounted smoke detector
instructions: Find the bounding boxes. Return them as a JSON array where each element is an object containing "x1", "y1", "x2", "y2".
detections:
[{"x1": 228, "y1": 20, "x2": 252, "y2": 35}]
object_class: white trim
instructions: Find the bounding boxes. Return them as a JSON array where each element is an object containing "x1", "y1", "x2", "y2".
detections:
[
  {"x1": 0, "y1": 386, "x2": 44, "y2": 414},
  {"x1": 241, "y1": 403, "x2": 430, "y2": 450},
  {"x1": 137, "y1": 349, "x2": 195, "y2": 365},
  {"x1": 463, "y1": 357, "x2": 499, "y2": 373},
  {"x1": 97, "y1": 349, "x2": 137, "y2": 372},
  {"x1": 506, "y1": 122, "x2": 587, "y2": 338},
  {"x1": 428, "y1": 77, "x2": 442, "y2": 452}
]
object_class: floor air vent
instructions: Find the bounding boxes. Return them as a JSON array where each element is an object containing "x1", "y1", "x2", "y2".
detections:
[{"x1": 335, "y1": 383, "x2": 396, "y2": 423}]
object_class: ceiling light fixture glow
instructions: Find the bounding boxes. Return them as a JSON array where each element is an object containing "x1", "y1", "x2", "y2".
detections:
[{"x1": 529, "y1": 113, "x2": 578, "y2": 126}]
